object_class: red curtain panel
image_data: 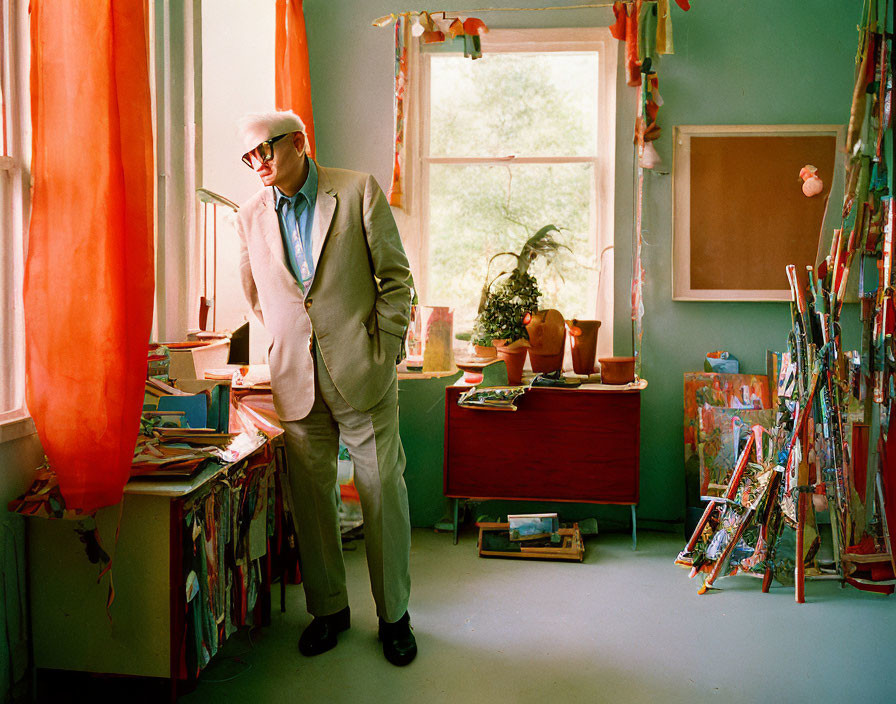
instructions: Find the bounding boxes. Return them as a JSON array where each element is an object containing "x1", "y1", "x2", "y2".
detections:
[
  {"x1": 275, "y1": 0, "x2": 315, "y2": 158},
  {"x1": 25, "y1": 0, "x2": 154, "y2": 512}
]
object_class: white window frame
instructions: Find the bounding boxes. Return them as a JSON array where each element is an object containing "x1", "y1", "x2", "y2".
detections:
[
  {"x1": 400, "y1": 27, "x2": 617, "y2": 343},
  {"x1": 149, "y1": 0, "x2": 202, "y2": 342},
  {"x1": 0, "y1": 0, "x2": 34, "y2": 441}
]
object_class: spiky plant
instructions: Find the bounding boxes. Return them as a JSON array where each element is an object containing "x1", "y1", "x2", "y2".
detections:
[{"x1": 474, "y1": 225, "x2": 566, "y2": 343}]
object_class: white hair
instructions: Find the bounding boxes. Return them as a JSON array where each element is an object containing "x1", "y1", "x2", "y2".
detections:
[{"x1": 237, "y1": 110, "x2": 309, "y2": 155}]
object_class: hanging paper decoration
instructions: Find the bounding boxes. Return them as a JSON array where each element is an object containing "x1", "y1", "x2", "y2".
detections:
[
  {"x1": 656, "y1": 0, "x2": 674, "y2": 54},
  {"x1": 419, "y1": 12, "x2": 445, "y2": 44},
  {"x1": 373, "y1": 14, "x2": 397, "y2": 27},
  {"x1": 25, "y1": 0, "x2": 154, "y2": 513},
  {"x1": 636, "y1": 74, "x2": 663, "y2": 147},
  {"x1": 624, "y1": 1, "x2": 642, "y2": 86},
  {"x1": 637, "y1": 0, "x2": 657, "y2": 74},
  {"x1": 462, "y1": 17, "x2": 489, "y2": 60},
  {"x1": 609, "y1": 2, "x2": 627, "y2": 40},
  {"x1": 387, "y1": 14, "x2": 409, "y2": 207},
  {"x1": 604, "y1": 0, "x2": 686, "y2": 370},
  {"x1": 275, "y1": 0, "x2": 315, "y2": 158},
  {"x1": 374, "y1": 11, "x2": 488, "y2": 56},
  {"x1": 448, "y1": 18, "x2": 464, "y2": 38}
]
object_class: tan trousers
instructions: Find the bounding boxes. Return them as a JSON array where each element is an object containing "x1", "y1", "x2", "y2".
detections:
[{"x1": 281, "y1": 346, "x2": 411, "y2": 623}]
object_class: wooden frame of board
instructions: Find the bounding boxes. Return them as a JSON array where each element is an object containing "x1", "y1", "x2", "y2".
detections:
[{"x1": 672, "y1": 124, "x2": 845, "y2": 301}]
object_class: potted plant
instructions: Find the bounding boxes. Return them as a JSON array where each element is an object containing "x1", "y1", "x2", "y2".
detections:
[
  {"x1": 469, "y1": 321, "x2": 496, "y2": 358},
  {"x1": 474, "y1": 225, "x2": 566, "y2": 383}
]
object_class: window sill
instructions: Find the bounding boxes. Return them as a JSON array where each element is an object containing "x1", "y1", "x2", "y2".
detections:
[{"x1": 0, "y1": 412, "x2": 37, "y2": 444}]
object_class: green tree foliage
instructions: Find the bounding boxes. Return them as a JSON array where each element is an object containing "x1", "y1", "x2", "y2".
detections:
[{"x1": 427, "y1": 52, "x2": 601, "y2": 333}]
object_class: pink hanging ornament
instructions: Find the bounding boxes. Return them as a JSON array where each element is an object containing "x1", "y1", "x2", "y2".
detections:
[
  {"x1": 799, "y1": 165, "x2": 824, "y2": 197},
  {"x1": 640, "y1": 141, "x2": 662, "y2": 169}
]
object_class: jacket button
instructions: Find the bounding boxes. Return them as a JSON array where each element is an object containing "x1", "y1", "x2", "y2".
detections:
[{"x1": 305, "y1": 298, "x2": 312, "y2": 309}]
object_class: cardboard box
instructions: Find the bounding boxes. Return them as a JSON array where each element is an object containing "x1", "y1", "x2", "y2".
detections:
[{"x1": 167, "y1": 339, "x2": 230, "y2": 381}]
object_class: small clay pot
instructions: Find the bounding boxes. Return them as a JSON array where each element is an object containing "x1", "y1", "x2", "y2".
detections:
[
  {"x1": 566, "y1": 319, "x2": 601, "y2": 375},
  {"x1": 598, "y1": 356, "x2": 636, "y2": 385},
  {"x1": 529, "y1": 349, "x2": 565, "y2": 373},
  {"x1": 495, "y1": 344, "x2": 528, "y2": 385},
  {"x1": 473, "y1": 344, "x2": 497, "y2": 359},
  {"x1": 527, "y1": 309, "x2": 566, "y2": 374}
]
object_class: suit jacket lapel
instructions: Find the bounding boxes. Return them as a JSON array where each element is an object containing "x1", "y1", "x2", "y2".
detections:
[
  {"x1": 312, "y1": 164, "x2": 337, "y2": 267},
  {"x1": 259, "y1": 189, "x2": 282, "y2": 256},
  {"x1": 258, "y1": 189, "x2": 301, "y2": 292}
]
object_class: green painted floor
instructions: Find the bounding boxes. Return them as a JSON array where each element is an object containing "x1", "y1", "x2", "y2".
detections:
[{"x1": 175, "y1": 528, "x2": 895, "y2": 703}]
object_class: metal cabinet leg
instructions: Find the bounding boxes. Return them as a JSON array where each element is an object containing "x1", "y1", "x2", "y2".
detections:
[
  {"x1": 631, "y1": 505, "x2": 637, "y2": 551},
  {"x1": 280, "y1": 568, "x2": 286, "y2": 612},
  {"x1": 453, "y1": 498, "x2": 459, "y2": 545}
]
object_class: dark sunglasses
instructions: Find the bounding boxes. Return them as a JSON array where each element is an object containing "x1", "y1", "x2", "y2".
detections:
[{"x1": 241, "y1": 132, "x2": 290, "y2": 168}]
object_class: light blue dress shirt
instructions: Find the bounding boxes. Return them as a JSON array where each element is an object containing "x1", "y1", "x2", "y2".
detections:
[{"x1": 274, "y1": 158, "x2": 318, "y2": 292}]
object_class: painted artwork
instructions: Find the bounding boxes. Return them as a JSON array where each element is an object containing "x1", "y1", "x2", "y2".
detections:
[
  {"x1": 699, "y1": 407, "x2": 776, "y2": 497},
  {"x1": 684, "y1": 372, "x2": 772, "y2": 464}
]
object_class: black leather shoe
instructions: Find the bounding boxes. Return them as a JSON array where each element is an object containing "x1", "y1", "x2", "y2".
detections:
[
  {"x1": 378, "y1": 611, "x2": 417, "y2": 666},
  {"x1": 298, "y1": 606, "x2": 351, "y2": 656}
]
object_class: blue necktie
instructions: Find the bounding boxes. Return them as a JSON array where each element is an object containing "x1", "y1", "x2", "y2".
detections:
[{"x1": 281, "y1": 197, "x2": 313, "y2": 291}]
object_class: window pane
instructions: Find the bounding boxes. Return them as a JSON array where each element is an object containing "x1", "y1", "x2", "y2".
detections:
[
  {"x1": 427, "y1": 163, "x2": 597, "y2": 334},
  {"x1": 429, "y1": 53, "x2": 599, "y2": 158}
]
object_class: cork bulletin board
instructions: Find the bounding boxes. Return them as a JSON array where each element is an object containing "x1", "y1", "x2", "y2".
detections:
[{"x1": 672, "y1": 125, "x2": 844, "y2": 301}]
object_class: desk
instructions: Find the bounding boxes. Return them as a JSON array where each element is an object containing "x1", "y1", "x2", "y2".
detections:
[
  {"x1": 444, "y1": 383, "x2": 641, "y2": 548},
  {"x1": 28, "y1": 438, "x2": 291, "y2": 700}
]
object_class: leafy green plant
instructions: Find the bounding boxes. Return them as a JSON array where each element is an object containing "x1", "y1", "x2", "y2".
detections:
[
  {"x1": 470, "y1": 320, "x2": 493, "y2": 347},
  {"x1": 474, "y1": 225, "x2": 565, "y2": 343},
  {"x1": 478, "y1": 271, "x2": 542, "y2": 343}
]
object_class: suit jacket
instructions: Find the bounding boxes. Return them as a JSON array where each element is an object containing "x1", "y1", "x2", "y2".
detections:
[{"x1": 236, "y1": 163, "x2": 412, "y2": 421}]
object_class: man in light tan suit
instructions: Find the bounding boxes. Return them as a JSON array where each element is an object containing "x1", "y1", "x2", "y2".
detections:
[{"x1": 235, "y1": 110, "x2": 416, "y2": 666}]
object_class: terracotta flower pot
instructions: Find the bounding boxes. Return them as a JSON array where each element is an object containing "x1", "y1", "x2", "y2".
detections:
[
  {"x1": 473, "y1": 344, "x2": 497, "y2": 359},
  {"x1": 566, "y1": 319, "x2": 601, "y2": 375},
  {"x1": 529, "y1": 349, "x2": 565, "y2": 373},
  {"x1": 494, "y1": 343, "x2": 528, "y2": 385},
  {"x1": 598, "y1": 356, "x2": 636, "y2": 385},
  {"x1": 526, "y1": 309, "x2": 566, "y2": 374}
]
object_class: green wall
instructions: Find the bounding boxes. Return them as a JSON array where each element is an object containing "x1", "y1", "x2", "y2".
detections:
[
  {"x1": 304, "y1": 0, "x2": 863, "y2": 528},
  {"x1": 627, "y1": 1, "x2": 861, "y2": 523}
]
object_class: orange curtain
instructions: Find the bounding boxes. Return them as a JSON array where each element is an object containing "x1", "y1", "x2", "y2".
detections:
[
  {"x1": 275, "y1": 0, "x2": 315, "y2": 158},
  {"x1": 25, "y1": 0, "x2": 154, "y2": 513}
]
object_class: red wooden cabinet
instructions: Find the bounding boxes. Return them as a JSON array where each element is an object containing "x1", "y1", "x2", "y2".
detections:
[{"x1": 443, "y1": 385, "x2": 641, "y2": 545}]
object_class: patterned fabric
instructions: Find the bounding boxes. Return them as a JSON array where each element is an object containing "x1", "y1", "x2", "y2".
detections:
[{"x1": 387, "y1": 15, "x2": 409, "y2": 207}]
